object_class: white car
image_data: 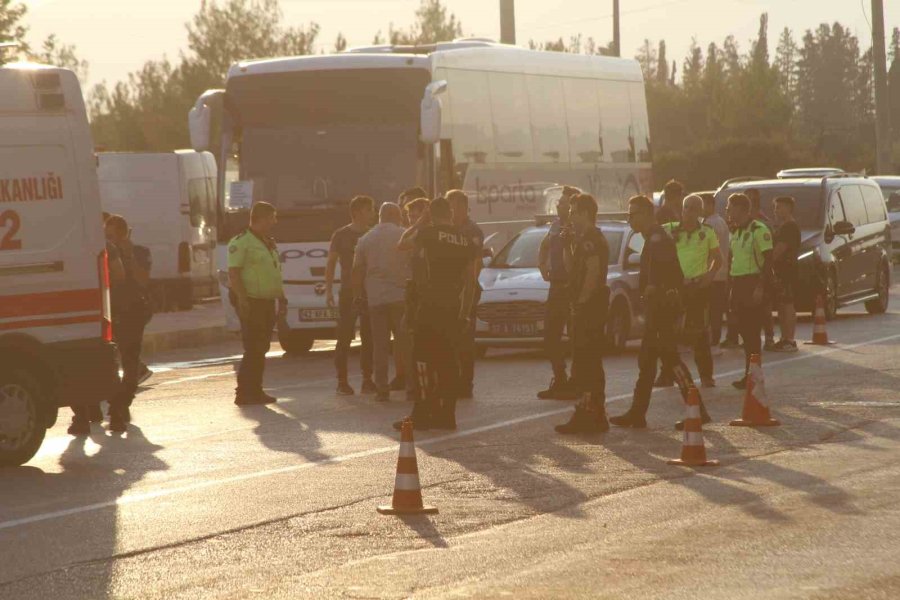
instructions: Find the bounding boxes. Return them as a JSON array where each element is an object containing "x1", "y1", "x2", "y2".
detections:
[{"x1": 475, "y1": 218, "x2": 647, "y2": 354}]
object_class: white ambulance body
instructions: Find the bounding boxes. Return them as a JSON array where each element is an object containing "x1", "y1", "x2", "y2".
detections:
[
  {"x1": 0, "y1": 63, "x2": 119, "y2": 467},
  {"x1": 97, "y1": 150, "x2": 218, "y2": 311}
]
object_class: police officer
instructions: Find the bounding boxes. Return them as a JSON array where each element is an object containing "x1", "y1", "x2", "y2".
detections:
[
  {"x1": 726, "y1": 193, "x2": 773, "y2": 389},
  {"x1": 537, "y1": 185, "x2": 580, "y2": 400},
  {"x1": 555, "y1": 194, "x2": 611, "y2": 434},
  {"x1": 228, "y1": 201, "x2": 287, "y2": 406},
  {"x1": 661, "y1": 194, "x2": 722, "y2": 388},
  {"x1": 610, "y1": 195, "x2": 711, "y2": 430},
  {"x1": 395, "y1": 197, "x2": 477, "y2": 430},
  {"x1": 448, "y1": 190, "x2": 485, "y2": 400}
]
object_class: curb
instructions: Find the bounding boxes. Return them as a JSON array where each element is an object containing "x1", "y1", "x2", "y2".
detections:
[{"x1": 141, "y1": 326, "x2": 237, "y2": 356}]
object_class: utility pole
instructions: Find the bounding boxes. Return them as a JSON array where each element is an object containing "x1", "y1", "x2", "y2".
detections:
[
  {"x1": 872, "y1": 0, "x2": 892, "y2": 173},
  {"x1": 612, "y1": 0, "x2": 621, "y2": 57},
  {"x1": 500, "y1": 0, "x2": 516, "y2": 45}
]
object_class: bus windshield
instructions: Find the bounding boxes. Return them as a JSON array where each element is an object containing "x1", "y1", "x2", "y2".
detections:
[{"x1": 225, "y1": 68, "x2": 429, "y2": 217}]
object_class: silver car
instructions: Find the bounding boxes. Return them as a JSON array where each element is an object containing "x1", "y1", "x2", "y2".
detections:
[{"x1": 475, "y1": 219, "x2": 646, "y2": 355}]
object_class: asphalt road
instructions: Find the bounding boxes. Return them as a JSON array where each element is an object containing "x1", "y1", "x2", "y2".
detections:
[{"x1": 2, "y1": 285, "x2": 900, "y2": 599}]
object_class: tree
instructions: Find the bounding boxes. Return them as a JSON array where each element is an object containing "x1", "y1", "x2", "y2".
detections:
[
  {"x1": 0, "y1": 0, "x2": 27, "y2": 64},
  {"x1": 334, "y1": 32, "x2": 347, "y2": 53},
  {"x1": 775, "y1": 27, "x2": 798, "y2": 109},
  {"x1": 657, "y1": 40, "x2": 669, "y2": 84},
  {"x1": 636, "y1": 39, "x2": 657, "y2": 81},
  {"x1": 385, "y1": 0, "x2": 462, "y2": 45},
  {"x1": 1, "y1": 0, "x2": 86, "y2": 78},
  {"x1": 529, "y1": 34, "x2": 613, "y2": 56},
  {"x1": 90, "y1": 0, "x2": 319, "y2": 151},
  {"x1": 682, "y1": 38, "x2": 704, "y2": 90},
  {"x1": 32, "y1": 34, "x2": 88, "y2": 82}
]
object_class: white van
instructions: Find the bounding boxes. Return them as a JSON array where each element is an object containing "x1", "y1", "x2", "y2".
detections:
[
  {"x1": 97, "y1": 150, "x2": 218, "y2": 311},
  {"x1": 0, "y1": 62, "x2": 119, "y2": 467}
]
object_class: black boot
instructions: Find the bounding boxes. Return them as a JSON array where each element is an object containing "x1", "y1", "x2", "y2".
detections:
[
  {"x1": 538, "y1": 376, "x2": 576, "y2": 400},
  {"x1": 555, "y1": 405, "x2": 609, "y2": 434}
]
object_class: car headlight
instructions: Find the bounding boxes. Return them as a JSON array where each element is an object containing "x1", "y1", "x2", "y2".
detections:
[{"x1": 797, "y1": 250, "x2": 815, "y2": 261}]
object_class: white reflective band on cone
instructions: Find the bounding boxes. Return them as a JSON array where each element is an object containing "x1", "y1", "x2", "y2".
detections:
[
  {"x1": 684, "y1": 432, "x2": 705, "y2": 446},
  {"x1": 394, "y1": 474, "x2": 421, "y2": 490},
  {"x1": 750, "y1": 363, "x2": 769, "y2": 406},
  {"x1": 399, "y1": 443, "x2": 416, "y2": 458},
  {"x1": 686, "y1": 405, "x2": 702, "y2": 420}
]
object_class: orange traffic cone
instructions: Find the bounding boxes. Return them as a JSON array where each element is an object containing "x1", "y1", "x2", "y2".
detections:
[
  {"x1": 806, "y1": 294, "x2": 836, "y2": 345},
  {"x1": 668, "y1": 387, "x2": 719, "y2": 467},
  {"x1": 730, "y1": 353, "x2": 780, "y2": 427},
  {"x1": 377, "y1": 418, "x2": 438, "y2": 515}
]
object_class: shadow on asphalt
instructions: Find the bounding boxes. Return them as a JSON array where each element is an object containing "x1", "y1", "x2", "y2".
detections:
[
  {"x1": 1, "y1": 425, "x2": 168, "y2": 599},
  {"x1": 398, "y1": 514, "x2": 448, "y2": 548}
]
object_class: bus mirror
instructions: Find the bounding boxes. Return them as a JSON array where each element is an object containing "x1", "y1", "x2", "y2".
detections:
[
  {"x1": 188, "y1": 89, "x2": 225, "y2": 152},
  {"x1": 420, "y1": 80, "x2": 447, "y2": 145}
]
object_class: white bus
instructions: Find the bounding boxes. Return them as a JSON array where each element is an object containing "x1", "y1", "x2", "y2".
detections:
[{"x1": 188, "y1": 40, "x2": 652, "y2": 354}]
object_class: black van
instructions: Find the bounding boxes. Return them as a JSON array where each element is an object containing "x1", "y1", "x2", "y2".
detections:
[{"x1": 715, "y1": 174, "x2": 892, "y2": 319}]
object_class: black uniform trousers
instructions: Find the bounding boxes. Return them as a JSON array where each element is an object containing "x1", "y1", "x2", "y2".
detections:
[
  {"x1": 544, "y1": 283, "x2": 572, "y2": 380},
  {"x1": 629, "y1": 302, "x2": 709, "y2": 419},
  {"x1": 708, "y1": 280, "x2": 729, "y2": 346},
  {"x1": 237, "y1": 298, "x2": 276, "y2": 398},
  {"x1": 72, "y1": 310, "x2": 147, "y2": 421},
  {"x1": 411, "y1": 302, "x2": 460, "y2": 422},
  {"x1": 656, "y1": 282, "x2": 713, "y2": 382},
  {"x1": 731, "y1": 274, "x2": 764, "y2": 377},
  {"x1": 456, "y1": 289, "x2": 480, "y2": 392},
  {"x1": 335, "y1": 290, "x2": 373, "y2": 383},
  {"x1": 110, "y1": 313, "x2": 147, "y2": 412},
  {"x1": 571, "y1": 300, "x2": 607, "y2": 411},
  {"x1": 682, "y1": 283, "x2": 714, "y2": 381}
]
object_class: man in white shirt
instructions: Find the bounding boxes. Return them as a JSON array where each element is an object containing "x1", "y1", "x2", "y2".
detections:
[
  {"x1": 353, "y1": 203, "x2": 409, "y2": 401},
  {"x1": 702, "y1": 193, "x2": 730, "y2": 348}
]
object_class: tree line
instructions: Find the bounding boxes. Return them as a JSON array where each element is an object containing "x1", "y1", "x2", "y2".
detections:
[{"x1": 2, "y1": 0, "x2": 900, "y2": 186}]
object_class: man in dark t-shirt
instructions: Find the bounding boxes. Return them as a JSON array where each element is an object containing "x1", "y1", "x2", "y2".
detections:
[
  {"x1": 326, "y1": 195, "x2": 376, "y2": 395},
  {"x1": 395, "y1": 197, "x2": 477, "y2": 430},
  {"x1": 772, "y1": 196, "x2": 801, "y2": 351},
  {"x1": 555, "y1": 194, "x2": 612, "y2": 434},
  {"x1": 655, "y1": 179, "x2": 684, "y2": 226}
]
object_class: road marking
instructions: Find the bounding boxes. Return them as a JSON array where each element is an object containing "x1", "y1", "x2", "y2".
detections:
[{"x1": 2, "y1": 332, "x2": 899, "y2": 532}]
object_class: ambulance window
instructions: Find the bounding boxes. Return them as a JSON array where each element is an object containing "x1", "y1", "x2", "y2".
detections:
[
  {"x1": 204, "y1": 177, "x2": 217, "y2": 224},
  {"x1": 188, "y1": 178, "x2": 209, "y2": 227}
]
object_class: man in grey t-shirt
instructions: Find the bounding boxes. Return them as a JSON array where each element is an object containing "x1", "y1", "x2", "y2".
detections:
[{"x1": 353, "y1": 203, "x2": 410, "y2": 400}]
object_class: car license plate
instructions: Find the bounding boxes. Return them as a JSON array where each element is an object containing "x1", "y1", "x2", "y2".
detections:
[
  {"x1": 299, "y1": 308, "x2": 336, "y2": 321},
  {"x1": 489, "y1": 321, "x2": 542, "y2": 336}
]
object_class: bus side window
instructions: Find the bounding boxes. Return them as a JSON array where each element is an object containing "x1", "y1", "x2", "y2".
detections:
[
  {"x1": 488, "y1": 72, "x2": 533, "y2": 162},
  {"x1": 563, "y1": 78, "x2": 602, "y2": 164},
  {"x1": 598, "y1": 80, "x2": 633, "y2": 164},
  {"x1": 526, "y1": 75, "x2": 569, "y2": 164},
  {"x1": 444, "y1": 69, "x2": 493, "y2": 165}
]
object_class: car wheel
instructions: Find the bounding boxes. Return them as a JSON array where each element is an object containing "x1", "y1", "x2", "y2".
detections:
[
  {"x1": 278, "y1": 331, "x2": 314, "y2": 355},
  {"x1": 0, "y1": 367, "x2": 47, "y2": 468},
  {"x1": 824, "y1": 271, "x2": 838, "y2": 321},
  {"x1": 865, "y1": 263, "x2": 890, "y2": 314},
  {"x1": 605, "y1": 300, "x2": 630, "y2": 354}
]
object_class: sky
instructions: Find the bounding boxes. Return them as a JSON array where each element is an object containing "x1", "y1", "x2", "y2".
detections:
[{"x1": 20, "y1": 0, "x2": 900, "y2": 88}]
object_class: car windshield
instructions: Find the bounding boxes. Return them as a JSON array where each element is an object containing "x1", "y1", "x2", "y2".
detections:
[
  {"x1": 226, "y1": 68, "x2": 429, "y2": 210},
  {"x1": 492, "y1": 230, "x2": 544, "y2": 268},
  {"x1": 715, "y1": 185, "x2": 824, "y2": 229},
  {"x1": 491, "y1": 226, "x2": 623, "y2": 269}
]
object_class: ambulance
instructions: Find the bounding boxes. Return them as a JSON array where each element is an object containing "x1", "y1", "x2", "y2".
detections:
[{"x1": 0, "y1": 61, "x2": 119, "y2": 467}]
